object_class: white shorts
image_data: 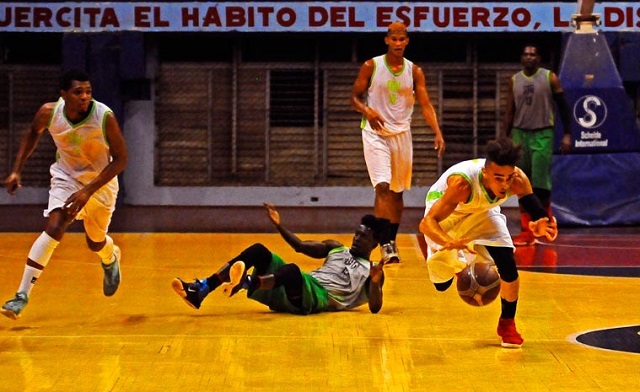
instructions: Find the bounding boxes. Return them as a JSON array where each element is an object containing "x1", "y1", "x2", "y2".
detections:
[
  {"x1": 423, "y1": 205, "x2": 513, "y2": 283},
  {"x1": 362, "y1": 129, "x2": 412, "y2": 192},
  {"x1": 45, "y1": 163, "x2": 119, "y2": 242}
]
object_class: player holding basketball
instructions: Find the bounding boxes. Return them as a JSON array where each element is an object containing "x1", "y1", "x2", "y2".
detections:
[
  {"x1": 502, "y1": 44, "x2": 572, "y2": 246},
  {"x1": 351, "y1": 21, "x2": 445, "y2": 264},
  {"x1": 172, "y1": 203, "x2": 387, "y2": 315},
  {"x1": 419, "y1": 138, "x2": 558, "y2": 348},
  {"x1": 1, "y1": 69, "x2": 128, "y2": 320}
]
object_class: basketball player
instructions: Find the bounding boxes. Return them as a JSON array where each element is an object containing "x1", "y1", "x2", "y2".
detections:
[
  {"x1": 502, "y1": 44, "x2": 572, "y2": 246},
  {"x1": 172, "y1": 203, "x2": 387, "y2": 315},
  {"x1": 420, "y1": 138, "x2": 558, "y2": 348},
  {"x1": 1, "y1": 69, "x2": 128, "y2": 320},
  {"x1": 351, "y1": 21, "x2": 445, "y2": 264}
]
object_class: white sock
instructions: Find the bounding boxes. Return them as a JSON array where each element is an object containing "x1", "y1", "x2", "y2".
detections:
[
  {"x1": 19, "y1": 231, "x2": 60, "y2": 296},
  {"x1": 18, "y1": 266, "x2": 43, "y2": 296},
  {"x1": 96, "y1": 235, "x2": 115, "y2": 265}
]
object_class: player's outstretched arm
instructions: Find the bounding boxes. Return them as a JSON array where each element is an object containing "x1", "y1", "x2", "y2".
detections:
[
  {"x1": 263, "y1": 203, "x2": 332, "y2": 258},
  {"x1": 512, "y1": 169, "x2": 558, "y2": 242}
]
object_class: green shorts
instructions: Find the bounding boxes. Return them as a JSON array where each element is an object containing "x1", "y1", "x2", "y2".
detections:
[
  {"x1": 246, "y1": 253, "x2": 330, "y2": 315},
  {"x1": 512, "y1": 128, "x2": 553, "y2": 191}
]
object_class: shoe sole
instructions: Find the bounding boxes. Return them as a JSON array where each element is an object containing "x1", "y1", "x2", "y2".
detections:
[
  {"x1": 171, "y1": 278, "x2": 199, "y2": 310},
  {"x1": 0, "y1": 308, "x2": 19, "y2": 320},
  {"x1": 386, "y1": 256, "x2": 401, "y2": 264},
  {"x1": 498, "y1": 331, "x2": 523, "y2": 348},
  {"x1": 221, "y1": 261, "x2": 246, "y2": 297},
  {"x1": 500, "y1": 340, "x2": 523, "y2": 348}
]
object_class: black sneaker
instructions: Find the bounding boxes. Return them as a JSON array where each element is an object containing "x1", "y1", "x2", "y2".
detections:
[
  {"x1": 220, "y1": 261, "x2": 248, "y2": 297},
  {"x1": 171, "y1": 278, "x2": 210, "y2": 309}
]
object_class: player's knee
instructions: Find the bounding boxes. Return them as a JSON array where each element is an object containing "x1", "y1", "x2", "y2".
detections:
[
  {"x1": 486, "y1": 246, "x2": 519, "y2": 282},
  {"x1": 433, "y1": 277, "x2": 454, "y2": 292},
  {"x1": 243, "y1": 243, "x2": 271, "y2": 258},
  {"x1": 374, "y1": 182, "x2": 390, "y2": 194},
  {"x1": 273, "y1": 263, "x2": 302, "y2": 287},
  {"x1": 497, "y1": 263, "x2": 519, "y2": 282},
  {"x1": 85, "y1": 235, "x2": 105, "y2": 252}
]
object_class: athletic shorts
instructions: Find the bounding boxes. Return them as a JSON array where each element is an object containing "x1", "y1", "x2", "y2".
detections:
[
  {"x1": 362, "y1": 129, "x2": 412, "y2": 192},
  {"x1": 247, "y1": 253, "x2": 330, "y2": 315},
  {"x1": 423, "y1": 204, "x2": 513, "y2": 283},
  {"x1": 45, "y1": 163, "x2": 119, "y2": 242},
  {"x1": 512, "y1": 128, "x2": 553, "y2": 191}
]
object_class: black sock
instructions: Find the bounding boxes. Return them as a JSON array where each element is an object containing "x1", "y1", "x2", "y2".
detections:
[
  {"x1": 205, "y1": 275, "x2": 224, "y2": 291},
  {"x1": 247, "y1": 276, "x2": 260, "y2": 292},
  {"x1": 390, "y1": 223, "x2": 399, "y2": 241},
  {"x1": 500, "y1": 297, "x2": 518, "y2": 319},
  {"x1": 377, "y1": 218, "x2": 391, "y2": 244}
]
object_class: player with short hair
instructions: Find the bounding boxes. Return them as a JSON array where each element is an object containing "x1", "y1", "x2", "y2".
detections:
[
  {"x1": 172, "y1": 203, "x2": 387, "y2": 315},
  {"x1": 1, "y1": 69, "x2": 128, "y2": 320},
  {"x1": 502, "y1": 44, "x2": 572, "y2": 245},
  {"x1": 419, "y1": 138, "x2": 558, "y2": 348},
  {"x1": 351, "y1": 21, "x2": 445, "y2": 264}
]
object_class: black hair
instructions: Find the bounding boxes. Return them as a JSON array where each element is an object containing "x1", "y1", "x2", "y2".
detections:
[
  {"x1": 522, "y1": 43, "x2": 540, "y2": 56},
  {"x1": 60, "y1": 69, "x2": 90, "y2": 91},
  {"x1": 485, "y1": 138, "x2": 522, "y2": 167},
  {"x1": 360, "y1": 214, "x2": 382, "y2": 244}
]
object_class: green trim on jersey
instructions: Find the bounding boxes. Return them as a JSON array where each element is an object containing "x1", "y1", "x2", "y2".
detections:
[{"x1": 383, "y1": 54, "x2": 405, "y2": 77}]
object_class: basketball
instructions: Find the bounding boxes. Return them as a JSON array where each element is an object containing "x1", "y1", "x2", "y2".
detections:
[{"x1": 456, "y1": 262, "x2": 501, "y2": 307}]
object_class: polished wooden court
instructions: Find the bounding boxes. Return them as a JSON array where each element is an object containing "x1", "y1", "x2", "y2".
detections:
[{"x1": 1, "y1": 221, "x2": 639, "y2": 391}]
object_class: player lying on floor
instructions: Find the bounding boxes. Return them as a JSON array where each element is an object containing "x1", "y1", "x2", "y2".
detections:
[{"x1": 172, "y1": 203, "x2": 387, "y2": 315}]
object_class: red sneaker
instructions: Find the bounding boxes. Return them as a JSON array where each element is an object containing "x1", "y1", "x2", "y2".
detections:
[
  {"x1": 497, "y1": 318, "x2": 524, "y2": 348},
  {"x1": 511, "y1": 230, "x2": 536, "y2": 246}
]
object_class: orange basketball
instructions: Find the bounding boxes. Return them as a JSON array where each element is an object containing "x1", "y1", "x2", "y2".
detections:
[{"x1": 456, "y1": 262, "x2": 501, "y2": 307}]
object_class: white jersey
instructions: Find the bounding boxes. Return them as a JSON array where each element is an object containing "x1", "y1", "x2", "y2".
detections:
[
  {"x1": 423, "y1": 159, "x2": 514, "y2": 283},
  {"x1": 361, "y1": 55, "x2": 415, "y2": 136},
  {"x1": 309, "y1": 247, "x2": 371, "y2": 311},
  {"x1": 47, "y1": 97, "x2": 117, "y2": 190},
  {"x1": 425, "y1": 159, "x2": 511, "y2": 216}
]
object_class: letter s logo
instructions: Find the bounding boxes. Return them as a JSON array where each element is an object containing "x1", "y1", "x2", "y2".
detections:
[{"x1": 573, "y1": 95, "x2": 607, "y2": 129}]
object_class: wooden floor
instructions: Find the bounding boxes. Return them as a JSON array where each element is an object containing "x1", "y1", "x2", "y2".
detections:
[{"x1": 1, "y1": 226, "x2": 639, "y2": 391}]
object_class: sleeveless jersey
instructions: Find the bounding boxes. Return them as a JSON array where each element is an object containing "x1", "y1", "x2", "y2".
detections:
[
  {"x1": 361, "y1": 55, "x2": 415, "y2": 136},
  {"x1": 425, "y1": 159, "x2": 511, "y2": 216},
  {"x1": 47, "y1": 98, "x2": 117, "y2": 187},
  {"x1": 309, "y1": 247, "x2": 371, "y2": 311},
  {"x1": 512, "y1": 68, "x2": 555, "y2": 130}
]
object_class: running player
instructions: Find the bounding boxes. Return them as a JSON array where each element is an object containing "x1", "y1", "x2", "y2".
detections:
[
  {"x1": 1, "y1": 69, "x2": 128, "y2": 320},
  {"x1": 420, "y1": 138, "x2": 558, "y2": 347}
]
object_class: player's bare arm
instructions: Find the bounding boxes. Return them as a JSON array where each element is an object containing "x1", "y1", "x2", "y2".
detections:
[
  {"x1": 264, "y1": 203, "x2": 336, "y2": 258},
  {"x1": 350, "y1": 60, "x2": 385, "y2": 131},
  {"x1": 4, "y1": 103, "x2": 54, "y2": 195},
  {"x1": 550, "y1": 71, "x2": 573, "y2": 154},
  {"x1": 420, "y1": 175, "x2": 475, "y2": 251},
  {"x1": 367, "y1": 258, "x2": 385, "y2": 314},
  {"x1": 413, "y1": 65, "x2": 445, "y2": 156},
  {"x1": 510, "y1": 167, "x2": 534, "y2": 198}
]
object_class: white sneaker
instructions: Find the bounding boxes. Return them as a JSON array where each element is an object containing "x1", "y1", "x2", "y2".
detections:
[{"x1": 380, "y1": 243, "x2": 399, "y2": 264}]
